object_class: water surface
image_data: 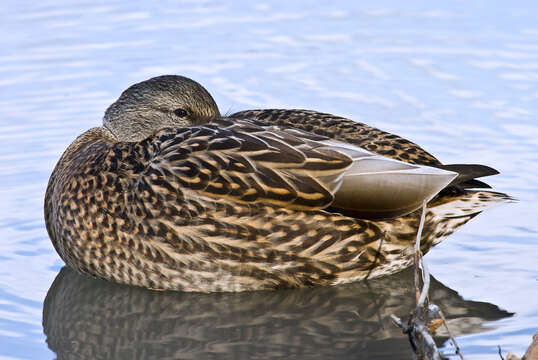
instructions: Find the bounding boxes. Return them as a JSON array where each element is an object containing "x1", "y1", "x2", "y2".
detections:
[{"x1": 0, "y1": 1, "x2": 537, "y2": 359}]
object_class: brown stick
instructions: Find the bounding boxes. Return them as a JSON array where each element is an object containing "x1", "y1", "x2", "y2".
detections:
[{"x1": 438, "y1": 309, "x2": 464, "y2": 360}]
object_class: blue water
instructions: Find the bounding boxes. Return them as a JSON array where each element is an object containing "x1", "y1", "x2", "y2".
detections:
[{"x1": 1, "y1": 1, "x2": 537, "y2": 359}]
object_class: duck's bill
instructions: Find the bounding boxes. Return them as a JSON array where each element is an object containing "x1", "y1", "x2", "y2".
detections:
[{"x1": 332, "y1": 157, "x2": 458, "y2": 219}]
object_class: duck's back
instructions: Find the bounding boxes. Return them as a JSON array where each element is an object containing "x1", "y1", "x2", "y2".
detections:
[
  {"x1": 230, "y1": 109, "x2": 442, "y2": 167},
  {"x1": 230, "y1": 109, "x2": 502, "y2": 191}
]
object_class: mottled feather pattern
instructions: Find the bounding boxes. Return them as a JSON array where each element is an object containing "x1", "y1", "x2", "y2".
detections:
[
  {"x1": 150, "y1": 120, "x2": 352, "y2": 209},
  {"x1": 231, "y1": 109, "x2": 442, "y2": 167},
  {"x1": 45, "y1": 123, "x2": 507, "y2": 292},
  {"x1": 44, "y1": 75, "x2": 507, "y2": 292}
]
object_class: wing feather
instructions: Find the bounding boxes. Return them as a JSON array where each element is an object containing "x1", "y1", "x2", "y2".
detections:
[
  {"x1": 146, "y1": 120, "x2": 352, "y2": 210},
  {"x1": 142, "y1": 118, "x2": 457, "y2": 218}
]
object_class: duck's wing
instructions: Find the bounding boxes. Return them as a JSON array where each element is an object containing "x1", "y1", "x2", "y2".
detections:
[
  {"x1": 144, "y1": 118, "x2": 456, "y2": 218},
  {"x1": 147, "y1": 119, "x2": 349, "y2": 210},
  {"x1": 230, "y1": 109, "x2": 443, "y2": 167},
  {"x1": 230, "y1": 109, "x2": 498, "y2": 189}
]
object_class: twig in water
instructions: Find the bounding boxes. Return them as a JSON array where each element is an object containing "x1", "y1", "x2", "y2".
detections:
[
  {"x1": 391, "y1": 314, "x2": 441, "y2": 360},
  {"x1": 391, "y1": 200, "x2": 466, "y2": 360},
  {"x1": 390, "y1": 314, "x2": 407, "y2": 331},
  {"x1": 438, "y1": 308, "x2": 464, "y2": 360},
  {"x1": 498, "y1": 345, "x2": 505, "y2": 360},
  {"x1": 414, "y1": 200, "x2": 427, "y2": 306},
  {"x1": 415, "y1": 258, "x2": 430, "y2": 315}
]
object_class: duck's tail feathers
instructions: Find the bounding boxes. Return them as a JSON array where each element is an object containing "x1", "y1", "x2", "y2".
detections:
[
  {"x1": 424, "y1": 190, "x2": 514, "y2": 247},
  {"x1": 457, "y1": 179, "x2": 492, "y2": 189},
  {"x1": 429, "y1": 190, "x2": 515, "y2": 220},
  {"x1": 438, "y1": 164, "x2": 499, "y2": 188}
]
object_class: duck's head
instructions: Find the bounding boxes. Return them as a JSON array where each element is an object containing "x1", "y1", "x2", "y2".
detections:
[{"x1": 103, "y1": 75, "x2": 220, "y2": 141}]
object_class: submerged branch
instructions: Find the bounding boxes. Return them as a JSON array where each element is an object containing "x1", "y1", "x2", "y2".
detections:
[
  {"x1": 438, "y1": 309, "x2": 464, "y2": 360},
  {"x1": 391, "y1": 200, "x2": 464, "y2": 360}
]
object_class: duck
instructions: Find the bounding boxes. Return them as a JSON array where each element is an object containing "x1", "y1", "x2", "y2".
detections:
[{"x1": 44, "y1": 75, "x2": 506, "y2": 292}]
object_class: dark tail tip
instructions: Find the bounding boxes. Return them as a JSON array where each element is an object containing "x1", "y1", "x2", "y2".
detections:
[
  {"x1": 439, "y1": 164, "x2": 500, "y2": 187},
  {"x1": 458, "y1": 179, "x2": 492, "y2": 189}
]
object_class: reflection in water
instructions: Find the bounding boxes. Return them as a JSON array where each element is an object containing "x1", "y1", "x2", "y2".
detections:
[{"x1": 43, "y1": 267, "x2": 511, "y2": 360}]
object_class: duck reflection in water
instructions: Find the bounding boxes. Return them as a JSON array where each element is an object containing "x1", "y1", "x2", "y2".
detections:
[{"x1": 43, "y1": 267, "x2": 511, "y2": 360}]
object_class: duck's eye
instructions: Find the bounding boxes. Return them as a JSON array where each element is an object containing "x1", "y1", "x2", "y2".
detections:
[{"x1": 174, "y1": 108, "x2": 187, "y2": 117}]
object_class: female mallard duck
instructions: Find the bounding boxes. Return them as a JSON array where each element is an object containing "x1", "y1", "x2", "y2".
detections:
[{"x1": 44, "y1": 75, "x2": 503, "y2": 292}]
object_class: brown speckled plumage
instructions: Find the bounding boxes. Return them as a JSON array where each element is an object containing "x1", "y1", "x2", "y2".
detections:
[
  {"x1": 231, "y1": 109, "x2": 442, "y2": 167},
  {"x1": 44, "y1": 75, "x2": 508, "y2": 292}
]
